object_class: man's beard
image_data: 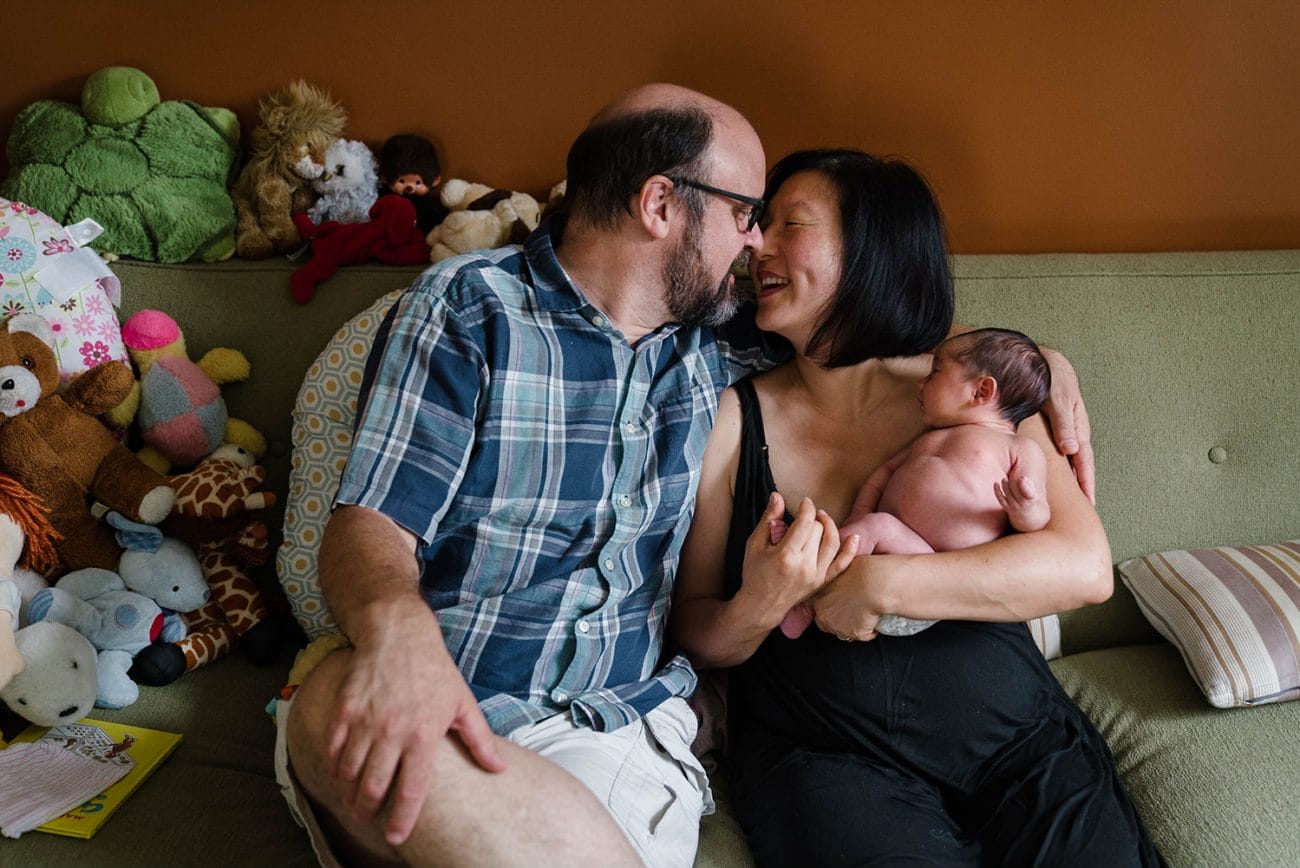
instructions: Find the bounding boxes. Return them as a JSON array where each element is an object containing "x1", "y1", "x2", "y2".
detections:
[{"x1": 664, "y1": 220, "x2": 742, "y2": 328}]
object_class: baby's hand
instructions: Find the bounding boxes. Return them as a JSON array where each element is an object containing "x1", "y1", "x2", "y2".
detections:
[
  {"x1": 769, "y1": 518, "x2": 789, "y2": 545},
  {"x1": 995, "y1": 473, "x2": 1050, "y2": 532}
]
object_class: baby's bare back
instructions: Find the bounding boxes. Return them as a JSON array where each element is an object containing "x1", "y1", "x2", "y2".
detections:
[{"x1": 877, "y1": 425, "x2": 1017, "y2": 551}]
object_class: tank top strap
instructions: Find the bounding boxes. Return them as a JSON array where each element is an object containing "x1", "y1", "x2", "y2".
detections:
[{"x1": 725, "y1": 378, "x2": 789, "y2": 598}]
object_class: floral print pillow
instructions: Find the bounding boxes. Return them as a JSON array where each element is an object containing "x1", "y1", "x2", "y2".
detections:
[{"x1": 0, "y1": 197, "x2": 127, "y2": 381}]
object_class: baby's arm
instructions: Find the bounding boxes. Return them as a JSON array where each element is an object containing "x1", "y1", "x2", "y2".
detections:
[
  {"x1": 996, "y1": 435, "x2": 1051, "y2": 532},
  {"x1": 844, "y1": 443, "x2": 914, "y2": 526}
]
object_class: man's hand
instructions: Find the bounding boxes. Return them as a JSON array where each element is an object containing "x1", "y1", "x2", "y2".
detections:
[
  {"x1": 327, "y1": 603, "x2": 506, "y2": 846},
  {"x1": 1040, "y1": 346, "x2": 1096, "y2": 503}
]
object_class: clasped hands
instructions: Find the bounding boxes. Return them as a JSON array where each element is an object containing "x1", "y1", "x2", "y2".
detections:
[{"x1": 744, "y1": 491, "x2": 881, "y2": 642}]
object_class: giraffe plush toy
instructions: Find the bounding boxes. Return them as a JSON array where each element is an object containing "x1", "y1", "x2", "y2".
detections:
[{"x1": 142, "y1": 445, "x2": 284, "y2": 679}]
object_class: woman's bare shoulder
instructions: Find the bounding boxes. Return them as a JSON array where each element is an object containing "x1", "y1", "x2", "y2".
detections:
[{"x1": 880, "y1": 352, "x2": 932, "y2": 382}]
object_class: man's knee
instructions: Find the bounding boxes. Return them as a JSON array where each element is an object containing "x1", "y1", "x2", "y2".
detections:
[{"x1": 285, "y1": 648, "x2": 353, "y2": 790}]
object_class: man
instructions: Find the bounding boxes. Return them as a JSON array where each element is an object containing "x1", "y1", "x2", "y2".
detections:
[{"x1": 282, "y1": 83, "x2": 770, "y2": 867}]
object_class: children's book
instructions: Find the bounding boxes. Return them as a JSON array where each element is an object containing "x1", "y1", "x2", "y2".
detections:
[{"x1": 0, "y1": 718, "x2": 181, "y2": 839}]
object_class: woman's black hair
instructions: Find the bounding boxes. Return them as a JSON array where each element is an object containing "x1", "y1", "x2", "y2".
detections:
[{"x1": 765, "y1": 149, "x2": 954, "y2": 367}]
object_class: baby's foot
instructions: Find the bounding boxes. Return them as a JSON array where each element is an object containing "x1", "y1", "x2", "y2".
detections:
[{"x1": 780, "y1": 603, "x2": 813, "y2": 639}]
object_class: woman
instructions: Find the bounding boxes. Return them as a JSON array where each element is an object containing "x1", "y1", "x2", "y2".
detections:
[{"x1": 672, "y1": 149, "x2": 1163, "y2": 866}]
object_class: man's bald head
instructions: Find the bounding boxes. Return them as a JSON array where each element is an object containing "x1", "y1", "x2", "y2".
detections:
[
  {"x1": 563, "y1": 83, "x2": 758, "y2": 231},
  {"x1": 590, "y1": 83, "x2": 736, "y2": 127}
]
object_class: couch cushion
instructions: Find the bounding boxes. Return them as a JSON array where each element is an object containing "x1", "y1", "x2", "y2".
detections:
[
  {"x1": 1117, "y1": 539, "x2": 1300, "y2": 708},
  {"x1": 1050, "y1": 642, "x2": 1300, "y2": 866},
  {"x1": 277, "y1": 290, "x2": 402, "y2": 638}
]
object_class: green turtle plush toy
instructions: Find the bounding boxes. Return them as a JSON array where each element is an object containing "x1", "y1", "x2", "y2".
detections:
[{"x1": 1, "y1": 66, "x2": 240, "y2": 263}]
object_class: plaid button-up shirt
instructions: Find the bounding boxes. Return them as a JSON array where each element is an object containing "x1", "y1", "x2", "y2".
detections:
[{"x1": 336, "y1": 219, "x2": 772, "y2": 735}]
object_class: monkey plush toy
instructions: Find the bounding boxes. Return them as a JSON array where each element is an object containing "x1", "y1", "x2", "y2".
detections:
[{"x1": 378, "y1": 134, "x2": 448, "y2": 232}]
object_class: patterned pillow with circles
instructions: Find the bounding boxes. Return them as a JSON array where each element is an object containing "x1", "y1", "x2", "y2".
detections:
[{"x1": 277, "y1": 289, "x2": 403, "y2": 638}]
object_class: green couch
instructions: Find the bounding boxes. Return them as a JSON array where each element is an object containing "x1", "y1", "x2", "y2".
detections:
[{"x1": 4, "y1": 251, "x2": 1298, "y2": 866}]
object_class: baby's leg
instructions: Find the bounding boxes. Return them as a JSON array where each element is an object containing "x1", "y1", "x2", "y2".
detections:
[
  {"x1": 842, "y1": 514, "x2": 938, "y2": 637},
  {"x1": 839, "y1": 512, "x2": 934, "y2": 556}
]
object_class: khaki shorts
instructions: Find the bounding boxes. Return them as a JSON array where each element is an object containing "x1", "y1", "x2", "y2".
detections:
[{"x1": 273, "y1": 695, "x2": 713, "y2": 868}]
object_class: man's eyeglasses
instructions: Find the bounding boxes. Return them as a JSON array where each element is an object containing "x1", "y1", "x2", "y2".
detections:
[{"x1": 668, "y1": 177, "x2": 764, "y2": 233}]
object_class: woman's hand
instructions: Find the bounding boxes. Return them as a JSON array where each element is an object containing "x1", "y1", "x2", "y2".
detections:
[
  {"x1": 738, "y1": 493, "x2": 857, "y2": 630},
  {"x1": 809, "y1": 558, "x2": 886, "y2": 642},
  {"x1": 1039, "y1": 346, "x2": 1096, "y2": 504}
]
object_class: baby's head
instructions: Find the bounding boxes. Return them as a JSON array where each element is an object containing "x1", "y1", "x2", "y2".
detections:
[{"x1": 925, "y1": 328, "x2": 1051, "y2": 427}]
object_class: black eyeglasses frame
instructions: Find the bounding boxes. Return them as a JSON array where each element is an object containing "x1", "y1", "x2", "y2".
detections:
[{"x1": 667, "y1": 176, "x2": 765, "y2": 232}]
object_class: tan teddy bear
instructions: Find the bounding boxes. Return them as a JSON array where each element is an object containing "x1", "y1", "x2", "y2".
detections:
[
  {"x1": 230, "y1": 80, "x2": 347, "y2": 260},
  {"x1": 0, "y1": 313, "x2": 175, "y2": 571}
]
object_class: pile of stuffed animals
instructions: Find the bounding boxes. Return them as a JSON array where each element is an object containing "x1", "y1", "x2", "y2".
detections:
[
  {"x1": 0, "y1": 292, "x2": 284, "y2": 728},
  {"x1": 2, "y1": 68, "x2": 560, "y2": 303},
  {"x1": 0, "y1": 66, "x2": 565, "y2": 730},
  {"x1": 221, "y1": 78, "x2": 556, "y2": 302}
]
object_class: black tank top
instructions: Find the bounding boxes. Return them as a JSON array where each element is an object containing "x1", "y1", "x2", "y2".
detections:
[{"x1": 723, "y1": 378, "x2": 792, "y2": 600}]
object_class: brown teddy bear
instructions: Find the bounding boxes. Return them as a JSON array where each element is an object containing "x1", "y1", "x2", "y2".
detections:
[
  {"x1": 0, "y1": 313, "x2": 175, "y2": 571},
  {"x1": 230, "y1": 80, "x2": 347, "y2": 260}
]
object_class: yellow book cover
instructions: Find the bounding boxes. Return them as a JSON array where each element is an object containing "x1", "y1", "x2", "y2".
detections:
[{"x1": 10, "y1": 718, "x2": 182, "y2": 839}]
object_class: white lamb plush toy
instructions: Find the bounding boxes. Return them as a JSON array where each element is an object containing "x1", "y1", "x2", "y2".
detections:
[{"x1": 305, "y1": 138, "x2": 380, "y2": 225}]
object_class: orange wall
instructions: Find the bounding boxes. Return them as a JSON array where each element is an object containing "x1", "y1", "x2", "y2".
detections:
[{"x1": 5, "y1": 1, "x2": 1298, "y2": 254}]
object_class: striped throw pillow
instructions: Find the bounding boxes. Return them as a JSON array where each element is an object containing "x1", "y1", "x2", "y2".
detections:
[{"x1": 1118, "y1": 540, "x2": 1300, "y2": 708}]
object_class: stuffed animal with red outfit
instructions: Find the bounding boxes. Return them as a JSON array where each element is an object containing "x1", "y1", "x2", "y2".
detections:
[{"x1": 289, "y1": 194, "x2": 430, "y2": 303}]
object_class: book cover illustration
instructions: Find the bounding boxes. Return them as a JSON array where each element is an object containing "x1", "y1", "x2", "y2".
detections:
[{"x1": 0, "y1": 718, "x2": 181, "y2": 839}]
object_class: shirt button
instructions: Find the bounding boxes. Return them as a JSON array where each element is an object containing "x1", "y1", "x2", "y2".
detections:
[
  {"x1": 592, "y1": 315, "x2": 606, "y2": 329},
  {"x1": 624, "y1": 421, "x2": 637, "y2": 434},
  {"x1": 577, "y1": 619, "x2": 590, "y2": 634},
  {"x1": 603, "y1": 558, "x2": 615, "y2": 571},
  {"x1": 618, "y1": 494, "x2": 631, "y2": 507},
  {"x1": 552, "y1": 690, "x2": 568, "y2": 703}
]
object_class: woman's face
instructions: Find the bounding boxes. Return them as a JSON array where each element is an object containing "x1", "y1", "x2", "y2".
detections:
[{"x1": 750, "y1": 170, "x2": 843, "y2": 348}]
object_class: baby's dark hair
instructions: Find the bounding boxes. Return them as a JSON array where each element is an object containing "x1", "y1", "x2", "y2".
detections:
[{"x1": 945, "y1": 327, "x2": 1051, "y2": 426}]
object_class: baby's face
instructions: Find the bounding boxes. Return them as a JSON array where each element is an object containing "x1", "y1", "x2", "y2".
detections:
[{"x1": 918, "y1": 345, "x2": 976, "y2": 427}]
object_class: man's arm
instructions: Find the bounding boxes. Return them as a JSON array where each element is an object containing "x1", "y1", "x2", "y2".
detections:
[
  {"x1": 314, "y1": 506, "x2": 506, "y2": 845},
  {"x1": 1037, "y1": 346, "x2": 1095, "y2": 503}
]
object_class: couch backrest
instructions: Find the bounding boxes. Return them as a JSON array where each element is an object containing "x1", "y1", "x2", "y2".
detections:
[
  {"x1": 954, "y1": 250, "x2": 1300, "y2": 651},
  {"x1": 111, "y1": 251, "x2": 1300, "y2": 654}
]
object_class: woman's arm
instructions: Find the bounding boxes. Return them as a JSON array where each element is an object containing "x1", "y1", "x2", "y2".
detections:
[
  {"x1": 810, "y1": 413, "x2": 1111, "y2": 641},
  {"x1": 671, "y1": 387, "x2": 854, "y2": 668}
]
